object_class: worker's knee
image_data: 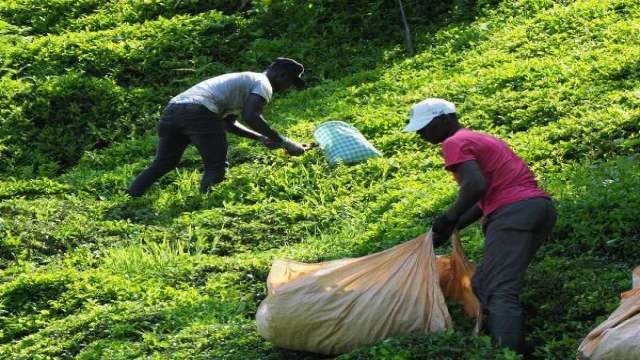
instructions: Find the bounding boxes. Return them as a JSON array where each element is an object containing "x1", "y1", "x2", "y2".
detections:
[
  {"x1": 487, "y1": 291, "x2": 522, "y2": 316},
  {"x1": 148, "y1": 160, "x2": 178, "y2": 175}
]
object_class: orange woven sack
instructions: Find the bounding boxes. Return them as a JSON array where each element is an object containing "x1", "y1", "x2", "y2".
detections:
[
  {"x1": 256, "y1": 231, "x2": 478, "y2": 355},
  {"x1": 437, "y1": 232, "x2": 480, "y2": 319},
  {"x1": 577, "y1": 266, "x2": 640, "y2": 360}
]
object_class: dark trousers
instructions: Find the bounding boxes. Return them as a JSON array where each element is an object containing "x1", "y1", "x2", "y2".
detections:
[
  {"x1": 472, "y1": 197, "x2": 557, "y2": 355},
  {"x1": 126, "y1": 104, "x2": 228, "y2": 197}
]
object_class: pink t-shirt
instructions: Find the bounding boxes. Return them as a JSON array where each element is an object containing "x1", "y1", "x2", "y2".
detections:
[{"x1": 442, "y1": 128, "x2": 550, "y2": 217}]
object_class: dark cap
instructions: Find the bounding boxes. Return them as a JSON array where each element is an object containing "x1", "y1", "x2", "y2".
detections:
[{"x1": 267, "y1": 58, "x2": 305, "y2": 89}]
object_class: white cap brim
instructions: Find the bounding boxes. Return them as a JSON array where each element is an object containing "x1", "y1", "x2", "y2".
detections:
[{"x1": 401, "y1": 118, "x2": 433, "y2": 133}]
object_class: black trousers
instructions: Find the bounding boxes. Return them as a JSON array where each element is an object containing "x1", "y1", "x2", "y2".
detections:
[
  {"x1": 472, "y1": 197, "x2": 557, "y2": 355},
  {"x1": 126, "y1": 103, "x2": 228, "y2": 197}
]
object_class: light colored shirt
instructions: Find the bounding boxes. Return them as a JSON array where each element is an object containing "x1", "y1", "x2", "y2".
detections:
[
  {"x1": 169, "y1": 72, "x2": 272, "y2": 117},
  {"x1": 442, "y1": 128, "x2": 550, "y2": 217}
]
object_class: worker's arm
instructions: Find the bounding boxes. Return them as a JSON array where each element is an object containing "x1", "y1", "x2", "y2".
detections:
[
  {"x1": 456, "y1": 204, "x2": 483, "y2": 230},
  {"x1": 432, "y1": 160, "x2": 487, "y2": 248},
  {"x1": 242, "y1": 93, "x2": 306, "y2": 155},
  {"x1": 223, "y1": 115, "x2": 263, "y2": 140},
  {"x1": 446, "y1": 160, "x2": 487, "y2": 223},
  {"x1": 242, "y1": 94, "x2": 283, "y2": 141}
]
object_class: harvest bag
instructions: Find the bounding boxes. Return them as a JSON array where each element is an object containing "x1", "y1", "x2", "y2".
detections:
[
  {"x1": 438, "y1": 233, "x2": 480, "y2": 319},
  {"x1": 256, "y1": 232, "x2": 478, "y2": 355},
  {"x1": 313, "y1": 121, "x2": 382, "y2": 166},
  {"x1": 577, "y1": 266, "x2": 640, "y2": 360}
]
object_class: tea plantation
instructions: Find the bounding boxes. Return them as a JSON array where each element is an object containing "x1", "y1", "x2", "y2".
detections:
[{"x1": 0, "y1": 0, "x2": 638, "y2": 359}]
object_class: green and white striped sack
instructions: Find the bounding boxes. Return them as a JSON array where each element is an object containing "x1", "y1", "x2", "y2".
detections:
[{"x1": 313, "y1": 121, "x2": 382, "y2": 166}]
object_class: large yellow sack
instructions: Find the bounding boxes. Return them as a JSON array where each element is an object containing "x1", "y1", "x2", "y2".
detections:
[
  {"x1": 256, "y1": 232, "x2": 476, "y2": 355},
  {"x1": 577, "y1": 266, "x2": 640, "y2": 360}
]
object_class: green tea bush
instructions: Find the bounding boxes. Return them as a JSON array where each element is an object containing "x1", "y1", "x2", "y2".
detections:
[
  {"x1": 5, "y1": 11, "x2": 241, "y2": 85},
  {"x1": 1, "y1": 0, "x2": 640, "y2": 359},
  {"x1": 0, "y1": 198, "x2": 98, "y2": 266},
  {"x1": 68, "y1": 0, "x2": 239, "y2": 33},
  {"x1": 0, "y1": 0, "x2": 103, "y2": 35},
  {"x1": 0, "y1": 253, "x2": 270, "y2": 358},
  {"x1": 246, "y1": 0, "x2": 455, "y2": 80},
  {"x1": 0, "y1": 0, "x2": 466, "y2": 177},
  {"x1": 547, "y1": 157, "x2": 640, "y2": 260},
  {"x1": 0, "y1": 178, "x2": 70, "y2": 199},
  {"x1": 524, "y1": 257, "x2": 633, "y2": 359},
  {"x1": 0, "y1": 0, "x2": 228, "y2": 35},
  {"x1": 336, "y1": 331, "x2": 518, "y2": 360},
  {"x1": 0, "y1": 269, "x2": 77, "y2": 343},
  {"x1": 0, "y1": 73, "x2": 132, "y2": 176}
]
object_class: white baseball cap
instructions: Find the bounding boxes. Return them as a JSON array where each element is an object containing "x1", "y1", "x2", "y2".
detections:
[{"x1": 401, "y1": 98, "x2": 457, "y2": 133}]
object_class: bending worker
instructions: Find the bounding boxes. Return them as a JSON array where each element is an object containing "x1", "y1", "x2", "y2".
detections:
[
  {"x1": 126, "y1": 58, "x2": 308, "y2": 197},
  {"x1": 402, "y1": 98, "x2": 557, "y2": 356}
]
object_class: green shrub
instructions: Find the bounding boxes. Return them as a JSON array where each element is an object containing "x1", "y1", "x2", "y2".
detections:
[
  {"x1": 547, "y1": 156, "x2": 640, "y2": 260},
  {"x1": 0, "y1": 0, "x2": 103, "y2": 35},
  {"x1": 0, "y1": 270, "x2": 77, "y2": 343},
  {"x1": 0, "y1": 73, "x2": 133, "y2": 176},
  {"x1": 336, "y1": 331, "x2": 518, "y2": 360},
  {"x1": 1, "y1": 0, "x2": 639, "y2": 359}
]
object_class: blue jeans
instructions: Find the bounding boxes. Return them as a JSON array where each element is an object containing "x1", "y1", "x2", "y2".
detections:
[{"x1": 126, "y1": 103, "x2": 228, "y2": 197}]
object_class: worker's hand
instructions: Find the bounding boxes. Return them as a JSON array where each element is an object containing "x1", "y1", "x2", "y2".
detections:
[
  {"x1": 431, "y1": 215, "x2": 458, "y2": 249},
  {"x1": 258, "y1": 135, "x2": 282, "y2": 150},
  {"x1": 280, "y1": 137, "x2": 306, "y2": 156}
]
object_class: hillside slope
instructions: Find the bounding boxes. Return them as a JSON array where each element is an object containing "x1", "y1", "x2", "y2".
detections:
[{"x1": 0, "y1": 0, "x2": 639, "y2": 359}]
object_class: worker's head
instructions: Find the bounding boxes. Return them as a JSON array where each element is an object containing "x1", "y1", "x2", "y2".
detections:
[
  {"x1": 266, "y1": 58, "x2": 305, "y2": 93},
  {"x1": 402, "y1": 98, "x2": 459, "y2": 144}
]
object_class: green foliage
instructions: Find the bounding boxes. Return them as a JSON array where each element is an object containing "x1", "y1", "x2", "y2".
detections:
[
  {"x1": 547, "y1": 157, "x2": 640, "y2": 260},
  {"x1": 336, "y1": 331, "x2": 519, "y2": 360},
  {"x1": 523, "y1": 256, "x2": 633, "y2": 360},
  {"x1": 246, "y1": 0, "x2": 454, "y2": 79},
  {"x1": 0, "y1": 0, "x2": 639, "y2": 359},
  {"x1": 0, "y1": 0, "x2": 103, "y2": 35},
  {"x1": 0, "y1": 73, "x2": 134, "y2": 175},
  {"x1": 0, "y1": 0, "x2": 462, "y2": 176},
  {"x1": 4, "y1": 10, "x2": 241, "y2": 83},
  {"x1": 0, "y1": 0, "x2": 227, "y2": 35},
  {"x1": 0, "y1": 177, "x2": 71, "y2": 199}
]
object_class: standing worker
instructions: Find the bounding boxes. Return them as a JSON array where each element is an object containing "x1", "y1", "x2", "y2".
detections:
[
  {"x1": 402, "y1": 98, "x2": 557, "y2": 356},
  {"x1": 125, "y1": 58, "x2": 309, "y2": 197}
]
